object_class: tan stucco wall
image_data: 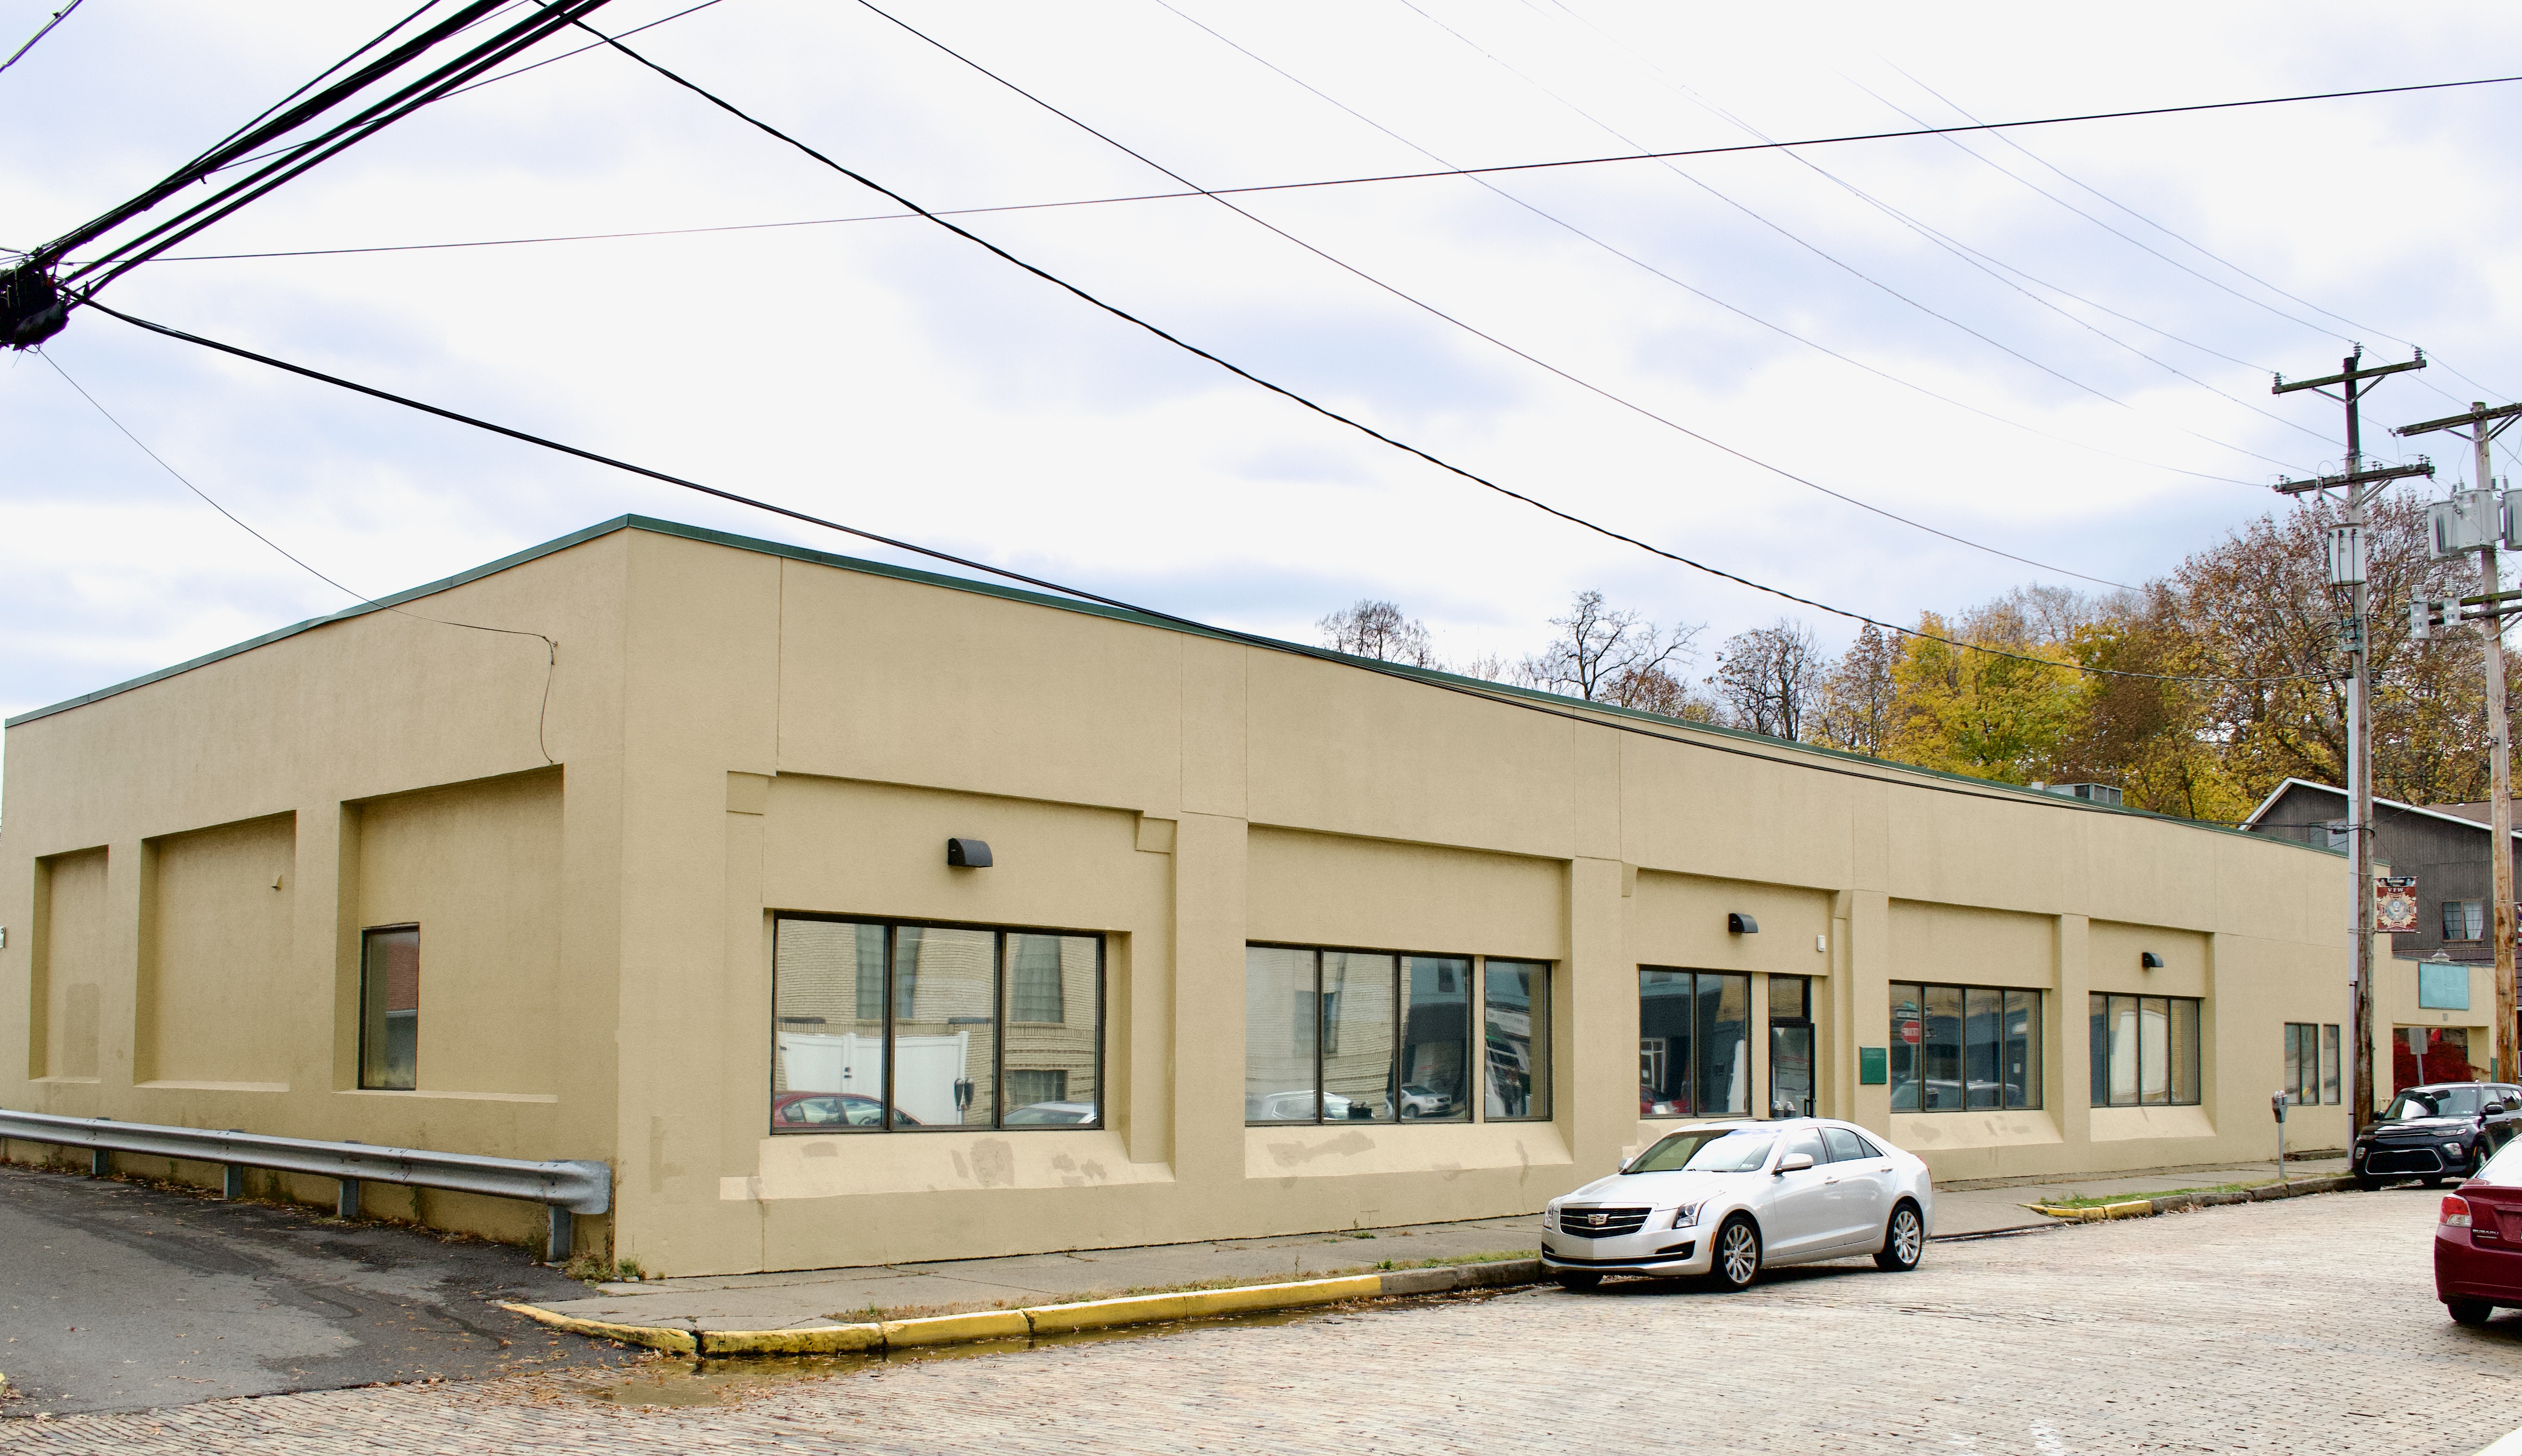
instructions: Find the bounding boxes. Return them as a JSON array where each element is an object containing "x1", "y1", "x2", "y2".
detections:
[{"x1": 2, "y1": 520, "x2": 2363, "y2": 1274}]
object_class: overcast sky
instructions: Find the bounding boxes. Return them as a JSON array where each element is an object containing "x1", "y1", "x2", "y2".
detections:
[{"x1": 7, "y1": 0, "x2": 2522, "y2": 735}]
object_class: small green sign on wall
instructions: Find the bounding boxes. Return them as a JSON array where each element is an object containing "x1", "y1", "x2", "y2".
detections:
[{"x1": 1859, "y1": 1046, "x2": 1889, "y2": 1086}]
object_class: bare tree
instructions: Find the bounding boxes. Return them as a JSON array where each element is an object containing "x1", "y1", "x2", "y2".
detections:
[
  {"x1": 1522, "y1": 590, "x2": 1703, "y2": 707},
  {"x1": 1816, "y1": 623, "x2": 1900, "y2": 756},
  {"x1": 1319, "y1": 599, "x2": 1437, "y2": 667},
  {"x1": 1710, "y1": 619, "x2": 1823, "y2": 740}
]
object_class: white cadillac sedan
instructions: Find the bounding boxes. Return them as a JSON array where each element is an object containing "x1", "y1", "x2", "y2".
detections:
[{"x1": 1542, "y1": 1119, "x2": 1933, "y2": 1291}]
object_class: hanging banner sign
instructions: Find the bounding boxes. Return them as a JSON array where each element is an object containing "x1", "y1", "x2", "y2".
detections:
[{"x1": 2376, "y1": 878, "x2": 2419, "y2": 934}]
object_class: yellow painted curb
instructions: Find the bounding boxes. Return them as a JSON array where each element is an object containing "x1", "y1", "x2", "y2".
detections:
[
  {"x1": 2028, "y1": 1199, "x2": 2151, "y2": 1222},
  {"x1": 1026, "y1": 1274, "x2": 1385, "y2": 1335},
  {"x1": 499, "y1": 1301, "x2": 697, "y2": 1356},
  {"x1": 700, "y1": 1323, "x2": 884, "y2": 1356},
  {"x1": 882, "y1": 1310, "x2": 1033, "y2": 1347},
  {"x1": 509, "y1": 1266, "x2": 1485, "y2": 1361}
]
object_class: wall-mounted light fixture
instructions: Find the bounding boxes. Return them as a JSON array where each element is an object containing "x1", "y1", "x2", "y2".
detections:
[
  {"x1": 947, "y1": 837, "x2": 994, "y2": 868},
  {"x1": 1728, "y1": 912, "x2": 1760, "y2": 935},
  {"x1": 2140, "y1": 951, "x2": 2164, "y2": 970}
]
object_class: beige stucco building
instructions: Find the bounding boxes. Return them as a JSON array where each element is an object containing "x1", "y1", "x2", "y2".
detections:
[{"x1": 2, "y1": 517, "x2": 2371, "y2": 1275}]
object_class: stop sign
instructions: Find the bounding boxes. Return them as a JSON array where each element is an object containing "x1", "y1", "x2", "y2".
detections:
[{"x1": 1900, "y1": 1021, "x2": 1922, "y2": 1046}]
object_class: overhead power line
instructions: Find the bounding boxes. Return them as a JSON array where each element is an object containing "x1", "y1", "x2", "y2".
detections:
[
  {"x1": 850, "y1": 0, "x2": 2137, "y2": 590},
  {"x1": 78, "y1": 298, "x2": 2332, "y2": 813},
  {"x1": 1469, "y1": 3, "x2": 2327, "y2": 460},
  {"x1": 80, "y1": 292, "x2": 2308, "y2": 691},
  {"x1": 39, "y1": 347, "x2": 560, "y2": 763},
  {"x1": 566, "y1": 12, "x2": 2336, "y2": 681},
  {"x1": 1, "y1": 0, "x2": 621, "y2": 348},
  {"x1": 77, "y1": 68, "x2": 2522, "y2": 270},
  {"x1": 0, "y1": 0, "x2": 84, "y2": 78}
]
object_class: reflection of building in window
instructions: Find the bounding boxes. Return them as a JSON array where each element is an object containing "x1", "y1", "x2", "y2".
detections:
[
  {"x1": 1482, "y1": 960, "x2": 1549, "y2": 1121},
  {"x1": 1247, "y1": 946, "x2": 1537, "y2": 1124},
  {"x1": 2282, "y1": 1021, "x2": 2340, "y2": 1104},
  {"x1": 2444, "y1": 899, "x2": 2487, "y2": 942},
  {"x1": 1639, "y1": 969, "x2": 1750, "y2": 1118},
  {"x1": 2086, "y1": 994, "x2": 2196, "y2": 1107},
  {"x1": 1011, "y1": 935, "x2": 1064, "y2": 1023},
  {"x1": 1893, "y1": 983, "x2": 2042, "y2": 1112},
  {"x1": 770, "y1": 918, "x2": 1101, "y2": 1131}
]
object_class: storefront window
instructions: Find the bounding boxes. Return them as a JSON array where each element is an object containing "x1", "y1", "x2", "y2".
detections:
[
  {"x1": 1893, "y1": 982, "x2": 2040, "y2": 1111},
  {"x1": 2087, "y1": 993, "x2": 2199, "y2": 1107},
  {"x1": 1483, "y1": 960, "x2": 1550, "y2": 1121},
  {"x1": 771, "y1": 917, "x2": 1101, "y2": 1131},
  {"x1": 1640, "y1": 969, "x2": 1750, "y2": 1118},
  {"x1": 1251, "y1": 946, "x2": 1542, "y2": 1124}
]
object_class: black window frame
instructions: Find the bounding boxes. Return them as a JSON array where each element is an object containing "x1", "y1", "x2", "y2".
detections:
[
  {"x1": 1889, "y1": 981, "x2": 2043, "y2": 1113},
  {"x1": 1481, "y1": 957, "x2": 1552, "y2": 1123},
  {"x1": 1246, "y1": 943, "x2": 1545, "y2": 1127},
  {"x1": 357, "y1": 923, "x2": 421, "y2": 1092},
  {"x1": 1639, "y1": 967, "x2": 1754, "y2": 1120},
  {"x1": 769, "y1": 913, "x2": 1106, "y2": 1135},
  {"x1": 2086, "y1": 993, "x2": 2203, "y2": 1108}
]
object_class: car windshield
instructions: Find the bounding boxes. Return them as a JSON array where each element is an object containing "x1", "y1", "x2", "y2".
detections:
[
  {"x1": 2382, "y1": 1087, "x2": 2484, "y2": 1121},
  {"x1": 1626, "y1": 1129, "x2": 1777, "y2": 1174}
]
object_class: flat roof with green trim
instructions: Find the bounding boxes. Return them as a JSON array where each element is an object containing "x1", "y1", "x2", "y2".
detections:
[{"x1": 2, "y1": 514, "x2": 2331, "y2": 854}]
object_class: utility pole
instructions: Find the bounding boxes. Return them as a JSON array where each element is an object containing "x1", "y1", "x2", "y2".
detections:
[
  {"x1": 2396, "y1": 400, "x2": 2522, "y2": 1088},
  {"x1": 2273, "y1": 348, "x2": 2429, "y2": 1135}
]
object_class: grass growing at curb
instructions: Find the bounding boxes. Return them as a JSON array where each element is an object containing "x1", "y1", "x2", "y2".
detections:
[
  {"x1": 2032, "y1": 1179, "x2": 2271, "y2": 1210},
  {"x1": 822, "y1": 1249, "x2": 1535, "y2": 1323}
]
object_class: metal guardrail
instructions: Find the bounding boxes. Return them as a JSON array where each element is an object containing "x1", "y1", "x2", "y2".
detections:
[{"x1": 0, "y1": 1108, "x2": 610, "y2": 1261}]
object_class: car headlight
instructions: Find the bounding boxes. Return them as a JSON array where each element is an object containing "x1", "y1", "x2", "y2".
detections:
[
  {"x1": 2447, "y1": 1142, "x2": 2468, "y2": 1153},
  {"x1": 1541, "y1": 1207, "x2": 1558, "y2": 1231},
  {"x1": 1666, "y1": 1201, "x2": 1704, "y2": 1230}
]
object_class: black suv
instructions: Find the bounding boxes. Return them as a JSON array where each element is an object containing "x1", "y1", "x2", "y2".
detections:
[{"x1": 2352, "y1": 1082, "x2": 2522, "y2": 1189}]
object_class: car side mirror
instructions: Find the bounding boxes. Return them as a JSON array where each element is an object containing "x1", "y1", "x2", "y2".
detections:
[{"x1": 1776, "y1": 1152, "x2": 1815, "y2": 1174}]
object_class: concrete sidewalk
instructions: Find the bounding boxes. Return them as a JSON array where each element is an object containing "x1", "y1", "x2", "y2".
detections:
[{"x1": 541, "y1": 1156, "x2": 2350, "y2": 1336}]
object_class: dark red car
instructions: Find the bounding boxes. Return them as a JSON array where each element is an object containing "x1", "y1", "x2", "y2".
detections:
[
  {"x1": 771, "y1": 1091, "x2": 921, "y2": 1129},
  {"x1": 2434, "y1": 1140, "x2": 2522, "y2": 1325}
]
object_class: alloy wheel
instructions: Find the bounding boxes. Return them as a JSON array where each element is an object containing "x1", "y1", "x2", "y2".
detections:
[
  {"x1": 1891, "y1": 1207, "x2": 1922, "y2": 1264},
  {"x1": 1718, "y1": 1221, "x2": 1760, "y2": 1287}
]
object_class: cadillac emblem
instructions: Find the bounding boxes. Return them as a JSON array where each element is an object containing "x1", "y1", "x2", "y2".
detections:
[{"x1": 1585, "y1": 1212, "x2": 1607, "y2": 1226}]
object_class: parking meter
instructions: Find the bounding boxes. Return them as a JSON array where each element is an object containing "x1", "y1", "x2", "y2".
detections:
[
  {"x1": 2272, "y1": 1090, "x2": 2289, "y2": 1179},
  {"x1": 2271, "y1": 1091, "x2": 2287, "y2": 1124}
]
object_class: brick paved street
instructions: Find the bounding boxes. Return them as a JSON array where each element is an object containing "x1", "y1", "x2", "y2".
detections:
[{"x1": 10, "y1": 1187, "x2": 2519, "y2": 1454}]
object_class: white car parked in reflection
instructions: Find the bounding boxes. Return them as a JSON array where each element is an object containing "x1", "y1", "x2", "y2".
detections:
[{"x1": 1541, "y1": 1120, "x2": 1934, "y2": 1291}]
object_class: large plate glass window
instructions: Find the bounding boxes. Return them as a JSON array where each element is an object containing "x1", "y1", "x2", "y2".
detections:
[
  {"x1": 1483, "y1": 959, "x2": 1550, "y2": 1121},
  {"x1": 2282, "y1": 1021, "x2": 2340, "y2": 1105},
  {"x1": 1249, "y1": 947, "x2": 1543, "y2": 1124},
  {"x1": 2087, "y1": 993, "x2": 2201, "y2": 1107},
  {"x1": 771, "y1": 917, "x2": 1102, "y2": 1132},
  {"x1": 1889, "y1": 982, "x2": 2041, "y2": 1112},
  {"x1": 1639, "y1": 969, "x2": 1751, "y2": 1118}
]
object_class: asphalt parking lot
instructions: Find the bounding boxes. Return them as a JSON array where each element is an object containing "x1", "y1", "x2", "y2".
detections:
[
  {"x1": 0, "y1": 1161, "x2": 638, "y2": 1416},
  {"x1": 7, "y1": 1175, "x2": 2514, "y2": 1453}
]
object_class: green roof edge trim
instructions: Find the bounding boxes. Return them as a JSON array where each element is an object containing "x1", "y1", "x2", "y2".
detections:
[{"x1": 0, "y1": 514, "x2": 2333, "y2": 854}]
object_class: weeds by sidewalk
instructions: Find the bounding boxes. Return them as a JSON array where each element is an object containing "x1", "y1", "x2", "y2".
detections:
[
  {"x1": 2032, "y1": 1179, "x2": 2271, "y2": 1211},
  {"x1": 821, "y1": 1249, "x2": 1533, "y2": 1324}
]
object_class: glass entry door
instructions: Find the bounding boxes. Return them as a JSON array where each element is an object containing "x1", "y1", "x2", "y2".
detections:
[{"x1": 1769, "y1": 975, "x2": 1814, "y2": 1118}]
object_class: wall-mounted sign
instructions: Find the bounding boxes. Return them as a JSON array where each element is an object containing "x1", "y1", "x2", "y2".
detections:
[{"x1": 2377, "y1": 877, "x2": 2420, "y2": 934}]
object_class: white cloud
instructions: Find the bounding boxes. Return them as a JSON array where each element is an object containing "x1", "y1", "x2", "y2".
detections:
[{"x1": 4, "y1": 0, "x2": 2516, "y2": 726}]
